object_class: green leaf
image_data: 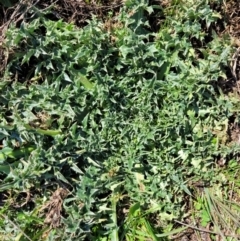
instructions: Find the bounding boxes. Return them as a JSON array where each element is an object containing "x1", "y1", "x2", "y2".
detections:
[
  {"x1": 64, "y1": 72, "x2": 72, "y2": 82},
  {"x1": 76, "y1": 72, "x2": 94, "y2": 90},
  {"x1": 0, "y1": 146, "x2": 35, "y2": 161},
  {"x1": 129, "y1": 202, "x2": 140, "y2": 217}
]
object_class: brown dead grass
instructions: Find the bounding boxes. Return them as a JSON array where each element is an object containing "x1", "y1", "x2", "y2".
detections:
[{"x1": 41, "y1": 187, "x2": 69, "y2": 228}]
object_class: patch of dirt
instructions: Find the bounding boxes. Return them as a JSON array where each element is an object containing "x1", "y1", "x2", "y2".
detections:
[
  {"x1": 224, "y1": 0, "x2": 240, "y2": 40},
  {"x1": 36, "y1": 0, "x2": 123, "y2": 27},
  {"x1": 223, "y1": 0, "x2": 240, "y2": 89},
  {"x1": 228, "y1": 121, "x2": 240, "y2": 146},
  {"x1": 170, "y1": 224, "x2": 212, "y2": 241}
]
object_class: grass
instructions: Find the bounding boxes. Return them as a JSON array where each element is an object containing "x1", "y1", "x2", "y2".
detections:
[{"x1": 0, "y1": 0, "x2": 240, "y2": 240}]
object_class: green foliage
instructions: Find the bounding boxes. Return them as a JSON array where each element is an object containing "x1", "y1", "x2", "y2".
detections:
[
  {"x1": 0, "y1": 0, "x2": 238, "y2": 240},
  {"x1": 0, "y1": 0, "x2": 17, "y2": 7},
  {"x1": 193, "y1": 187, "x2": 240, "y2": 240}
]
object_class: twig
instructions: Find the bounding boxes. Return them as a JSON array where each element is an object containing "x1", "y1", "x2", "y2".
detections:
[
  {"x1": 174, "y1": 220, "x2": 216, "y2": 235},
  {"x1": 230, "y1": 47, "x2": 240, "y2": 81},
  {"x1": 174, "y1": 220, "x2": 240, "y2": 239},
  {"x1": 0, "y1": 0, "x2": 41, "y2": 38}
]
